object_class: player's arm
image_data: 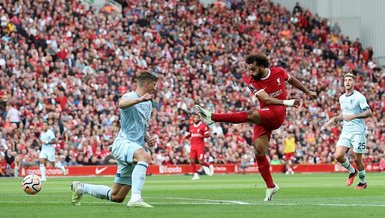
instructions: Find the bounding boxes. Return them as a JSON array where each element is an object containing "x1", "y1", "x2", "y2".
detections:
[
  {"x1": 344, "y1": 108, "x2": 373, "y2": 121},
  {"x1": 287, "y1": 75, "x2": 317, "y2": 99},
  {"x1": 321, "y1": 114, "x2": 343, "y2": 130},
  {"x1": 255, "y1": 90, "x2": 300, "y2": 107},
  {"x1": 184, "y1": 132, "x2": 191, "y2": 139},
  {"x1": 118, "y1": 93, "x2": 153, "y2": 110},
  {"x1": 203, "y1": 125, "x2": 210, "y2": 138}
]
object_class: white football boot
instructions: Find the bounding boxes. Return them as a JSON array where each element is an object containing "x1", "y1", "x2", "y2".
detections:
[
  {"x1": 191, "y1": 173, "x2": 200, "y2": 180},
  {"x1": 195, "y1": 105, "x2": 214, "y2": 125},
  {"x1": 127, "y1": 199, "x2": 153, "y2": 208},
  {"x1": 71, "y1": 181, "x2": 83, "y2": 206},
  {"x1": 264, "y1": 184, "x2": 280, "y2": 201}
]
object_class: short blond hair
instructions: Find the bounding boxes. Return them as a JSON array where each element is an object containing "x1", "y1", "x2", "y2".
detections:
[{"x1": 344, "y1": 73, "x2": 356, "y2": 79}]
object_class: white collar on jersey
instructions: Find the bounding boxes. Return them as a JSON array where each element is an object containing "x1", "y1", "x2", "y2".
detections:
[
  {"x1": 193, "y1": 122, "x2": 201, "y2": 127},
  {"x1": 261, "y1": 68, "x2": 271, "y2": 80}
]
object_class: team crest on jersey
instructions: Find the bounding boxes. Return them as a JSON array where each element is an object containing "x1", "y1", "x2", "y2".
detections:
[{"x1": 277, "y1": 78, "x2": 281, "y2": 85}]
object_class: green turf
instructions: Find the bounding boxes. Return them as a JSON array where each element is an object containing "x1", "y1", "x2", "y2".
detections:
[{"x1": 1, "y1": 173, "x2": 385, "y2": 218}]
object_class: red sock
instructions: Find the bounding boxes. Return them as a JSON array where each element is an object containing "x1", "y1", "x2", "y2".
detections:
[
  {"x1": 212, "y1": 111, "x2": 248, "y2": 123},
  {"x1": 191, "y1": 162, "x2": 197, "y2": 173},
  {"x1": 256, "y1": 156, "x2": 275, "y2": 188}
]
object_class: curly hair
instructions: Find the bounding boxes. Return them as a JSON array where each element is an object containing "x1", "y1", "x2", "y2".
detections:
[{"x1": 246, "y1": 53, "x2": 270, "y2": 68}]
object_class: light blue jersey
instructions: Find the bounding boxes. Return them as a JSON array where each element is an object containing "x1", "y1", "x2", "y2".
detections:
[
  {"x1": 115, "y1": 91, "x2": 152, "y2": 146},
  {"x1": 40, "y1": 129, "x2": 55, "y2": 151},
  {"x1": 39, "y1": 129, "x2": 56, "y2": 162},
  {"x1": 112, "y1": 91, "x2": 153, "y2": 185},
  {"x1": 339, "y1": 90, "x2": 369, "y2": 134},
  {"x1": 337, "y1": 90, "x2": 370, "y2": 153}
]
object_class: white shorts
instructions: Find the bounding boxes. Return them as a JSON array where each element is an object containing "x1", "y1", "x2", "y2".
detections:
[
  {"x1": 39, "y1": 149, "x2": 56, "y2": 162},
  {"x1": 337, "y1": 132, "x2": 367, "y2": 154},
  {"x1": 112, "y1": 139, "x2": 144, "y2": 185}
]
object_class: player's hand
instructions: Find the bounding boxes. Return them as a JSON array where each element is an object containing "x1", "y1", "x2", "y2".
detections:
[
  {"x1": 146, "y1": 137, "x2": 157, "y2": 147},
  {"x1": 307, "y1": 91, "x2": 318, "y2": 100},
  {"x1": 293, "y1": 99, "x2": 300, "y2": 108},
  {"x1": 343, "y1": 114, "x2": 356, "y2": 121},
  {"x1": 140, "y1": 93, "x2": 153, "y2": 102}
]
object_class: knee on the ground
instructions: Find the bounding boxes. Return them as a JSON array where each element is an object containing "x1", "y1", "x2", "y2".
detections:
[{"x1": 111, "y1": 196, "x2": 125, "y2": 203}]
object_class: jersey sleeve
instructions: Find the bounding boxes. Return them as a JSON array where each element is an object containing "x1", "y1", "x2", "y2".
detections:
[
  {"x1": 120, "y1": 92, "x2": 138, "y2": 111},
  {"x1": 248, "y1": 83, "x2": 264, "y2": 95},
  {"x1": 358, "y1": 93, "x2": 370, "y2": 111},
  {"x1": 121, "y1": 92, "x2": 137, "y2": 101},
  {"x1": 279, "y1": 67, "x2": 290, "y2": 81}
]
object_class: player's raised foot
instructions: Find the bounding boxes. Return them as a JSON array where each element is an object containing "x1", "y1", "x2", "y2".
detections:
[
  {"x1": 346, "y1": 169, "x2": 358, "y2": 186},
  {"x1": 195, "y1": 105, "x2": 214, "y2": 125},
  {"x1": 127, "y1": 199, "x2": 153, "y2": 208},
  {"x1": 264, "y1": 184, "x2": 279, "y2": 202},
  {"x1": 71, "y1": 181, "x2": 83, "y2": 206},
  {"x1": 354, "y1": 182, "x2": 367, "y2": 190},
  {"x1": 192, "y1": 173, "x2": 200, "y2": 180}
]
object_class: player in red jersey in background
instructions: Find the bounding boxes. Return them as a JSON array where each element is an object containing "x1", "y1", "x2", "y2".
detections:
[
  {"x1": 196, "y1": 53, "x2": 317, "y2": 201},
  {"x1": 185, "y1": 113, "x2": 214, "y2": 180}
]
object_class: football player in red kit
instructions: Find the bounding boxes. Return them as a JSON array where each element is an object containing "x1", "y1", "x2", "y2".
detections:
[
  {"x1": 185, "y1": 113, "x2": 214, "y2": 180},
  {"x1": 196, "y1": 53, "x2": 317, "y2": 200}
]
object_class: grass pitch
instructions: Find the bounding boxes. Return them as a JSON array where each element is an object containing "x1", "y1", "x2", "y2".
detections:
[{"x1": 1, "y1": 173, "x2": 385, "y2": 218}]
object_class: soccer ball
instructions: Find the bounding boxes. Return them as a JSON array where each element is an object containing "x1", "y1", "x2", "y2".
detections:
[{"x1": 22, "y1": 174, "x2": 42, "y2": 195}]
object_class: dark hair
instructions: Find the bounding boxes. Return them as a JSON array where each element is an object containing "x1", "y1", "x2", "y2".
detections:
[
  {"x1": 136, "y1": 71, "x2": 158, "y2": 86},
  {"x1": 246, "y1": 53, "x2": 270, "y2": 68}
]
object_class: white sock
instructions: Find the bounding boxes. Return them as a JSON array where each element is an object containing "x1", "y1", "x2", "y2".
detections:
[
  {"x1": 83, "y1": 184, "x2": 112, "y2": 201},
  {"x1": 129, "y1": 161, "x2": 148, "y2": 202},
  {"x1": 341, "y1": 159, "x2": 355, "y2": 173},
  {"x1": 55, "y1": 162, "x2": 66, "y2": 174},
  {"x1": 358, "y1": 170, "x2": 366, "y2": 184},
  {"x1": 39, "y1": 164, "x2": 46, "y2": 179},
  {"x1": 14, "y1": 167, "x2": 19, "y2": 177}
]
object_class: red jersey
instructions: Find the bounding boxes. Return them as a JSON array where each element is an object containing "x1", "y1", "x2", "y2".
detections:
[
  {"x1": 186, "y1": 122, "x2": 209, "y2": 148},
  {"x1": 247, "y1": 67, "x2": 289, "y2": 108}
]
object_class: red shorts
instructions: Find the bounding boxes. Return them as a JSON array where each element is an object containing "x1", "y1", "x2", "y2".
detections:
[
  {"x1": 284, "y1": 152, "x2": 295, "y2": 162},
  {"x1": 190, "y1": 146, "x2": 205, "y2": 160},
  {"x1": 253, "y1": 106, "x2": 286, "y2": 140}
]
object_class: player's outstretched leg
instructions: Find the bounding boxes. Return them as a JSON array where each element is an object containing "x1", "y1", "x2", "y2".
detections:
[
  {"x1": 71, "y1": 181, "x2": 113, "y2": 206},
  {"x1": 195, "y1": 105, "x2": 214, "y2": 125},
  {"x1": 264, "y1": 184, "x2": 280, "y2": 202}
]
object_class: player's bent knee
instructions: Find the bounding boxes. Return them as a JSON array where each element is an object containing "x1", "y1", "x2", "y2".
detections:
[
  {"x1": 247, "y1": 110, "x2": 261, "y2": 124},
  {"x1": 134, "y1": 149, "x2": 151, "y2": 163}
]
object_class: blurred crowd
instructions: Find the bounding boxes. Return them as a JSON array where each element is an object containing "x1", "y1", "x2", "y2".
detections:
[{"x1": 1, "y1": 0, "x2": 385, "y2": 176}]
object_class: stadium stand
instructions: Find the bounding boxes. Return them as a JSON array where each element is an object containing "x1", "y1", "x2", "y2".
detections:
[{"x1": 0, "y1": 0, "x2": 384, "y2": 176}]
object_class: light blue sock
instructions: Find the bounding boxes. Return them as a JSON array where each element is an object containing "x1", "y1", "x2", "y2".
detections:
[
  {"x1": 358, "y1": 170, "x2": 366, "y2": 184},
  {"x1": 130, "y1": 161, "x2": 148, "y2": 202},
  {"x1": 341, "y1": 159, "x2": 355, "y2": 173},
  {"x1": 39, "y1": 164, "x2": 46, "y2": 179},
  {"x1": 82, "y1": 184, "x2": 112, "y2": 201}
]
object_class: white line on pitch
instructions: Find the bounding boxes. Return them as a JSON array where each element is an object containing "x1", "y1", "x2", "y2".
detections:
[{"x1": 158, "y1": 197, "x2": 251, "y2": 205}]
